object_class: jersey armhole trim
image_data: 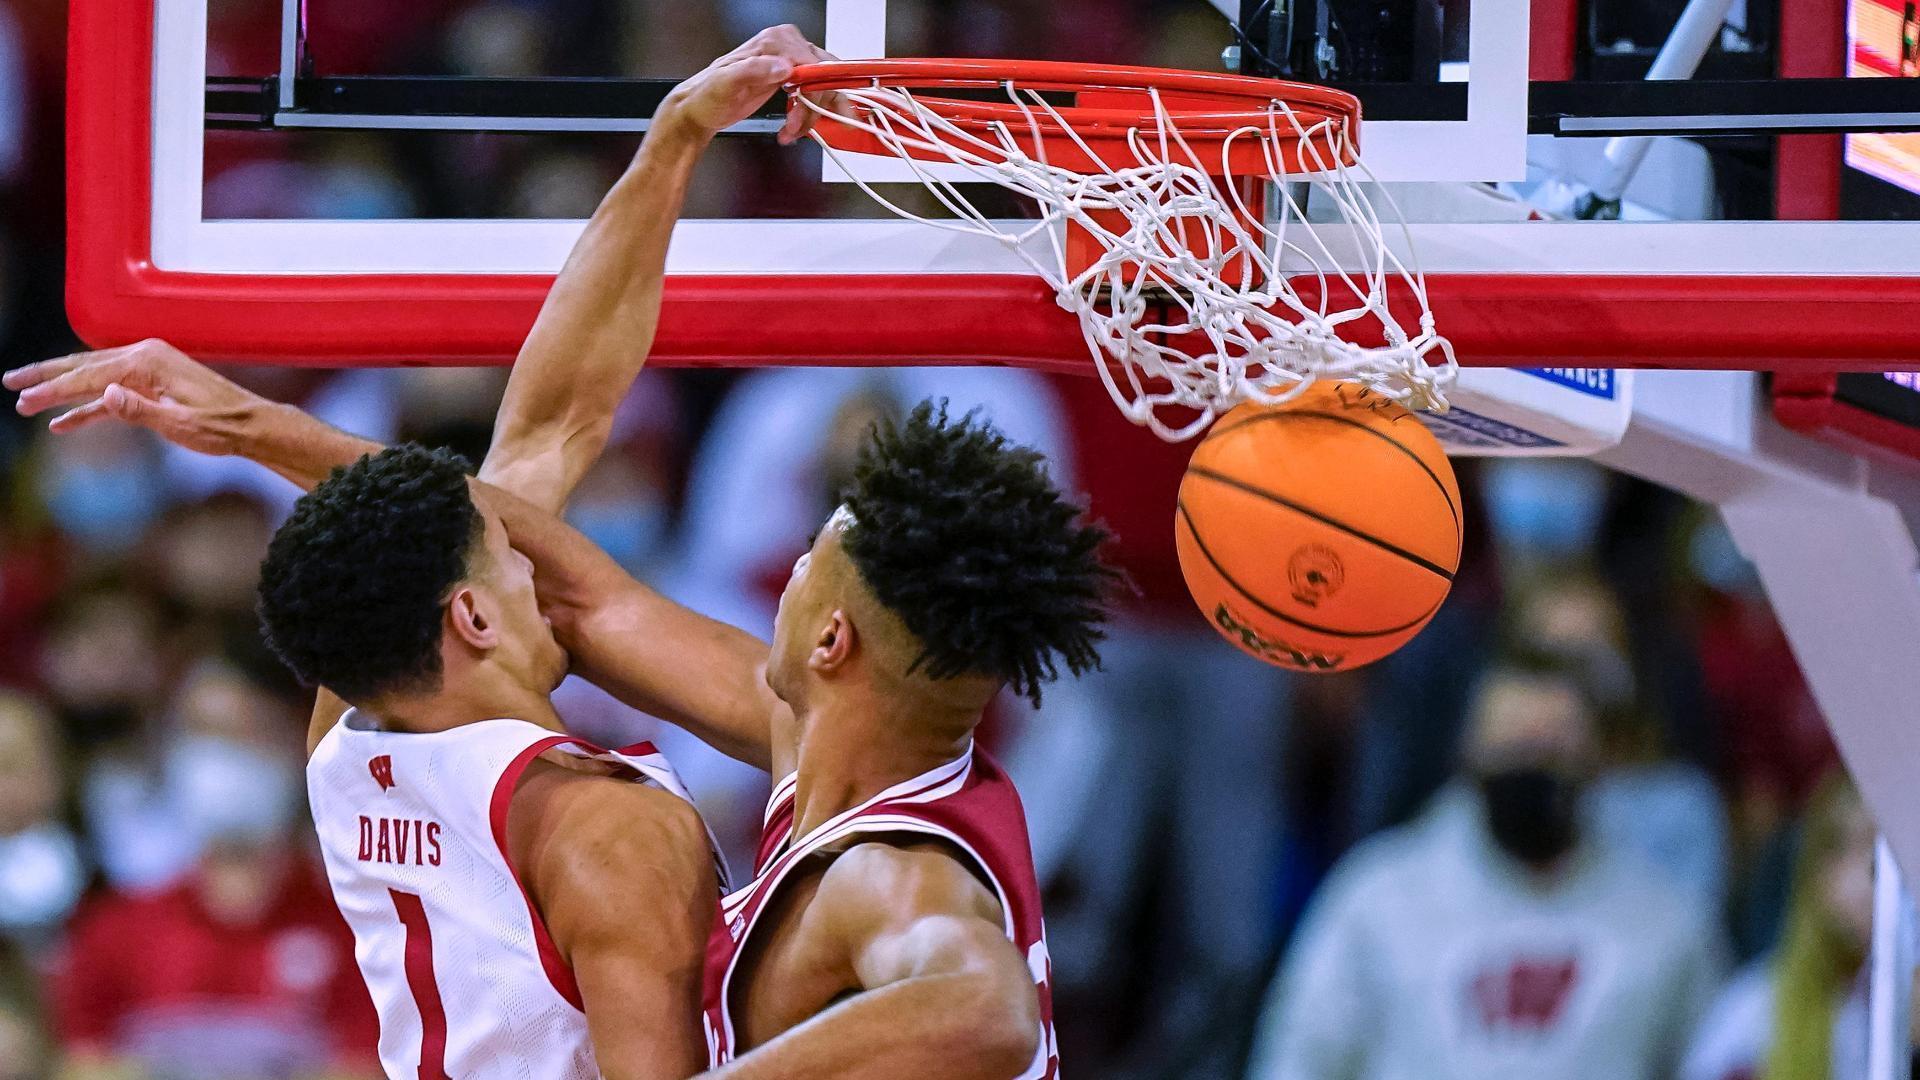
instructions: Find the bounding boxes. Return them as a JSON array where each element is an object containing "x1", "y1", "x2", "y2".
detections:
[
  {"x1": 803, "y1": 816, "x2": 1018, "y2": 940},
  {"x1": 764, "y1": 773, "x2": 799, "y2": 827},
  {"x1": 714, "y1": 814, "x2": 1019, "y2": 1055},
  {"x1": 489, "y1": 735, "x2": 589, "y2": 1013}
]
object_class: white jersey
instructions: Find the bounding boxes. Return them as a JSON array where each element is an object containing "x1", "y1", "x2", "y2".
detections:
[{"x1": 308, "y1": 711, "x2": 720, "y2": 1080}]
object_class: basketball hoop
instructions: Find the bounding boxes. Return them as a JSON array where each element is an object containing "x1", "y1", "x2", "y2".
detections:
[{"x1": 788, "y1": 59, "x2": 1457, "y2": 441}]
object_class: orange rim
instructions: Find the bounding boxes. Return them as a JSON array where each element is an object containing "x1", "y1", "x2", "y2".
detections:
[{"x1": 787, "y1": 58, "x2": 1362, "y2": 174}]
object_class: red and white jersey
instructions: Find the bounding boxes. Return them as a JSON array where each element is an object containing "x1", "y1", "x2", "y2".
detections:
[
  {"x1": 308, "y1": 711, "x2": 721, "y2": 1080},
  {"x1": 703, "y1": 745, "x2": 1058, "y2": 1077}
]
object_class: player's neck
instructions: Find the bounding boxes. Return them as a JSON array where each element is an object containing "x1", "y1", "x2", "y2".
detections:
[
  {"x1": 788, "y1": 694, "x2": 974, "y2": 840},
  {"x1": 368, "y1": 666, "x2": 562, "y2": 735}
]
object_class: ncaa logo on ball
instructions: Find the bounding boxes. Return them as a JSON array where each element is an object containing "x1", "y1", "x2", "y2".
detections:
[
  {"x1": 1286, "y1": 545, "x2": 1346, "y2": 608},
  {"x1": 1213, "y1": 604, "x2": 1344, "y2": 671}
]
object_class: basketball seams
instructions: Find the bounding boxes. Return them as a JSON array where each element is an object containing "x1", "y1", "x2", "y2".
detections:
[
  {"x1": 1175, "y1": 503, "x2": 1446, "y2": 640},
  {"x1": 1202, "y1": 409, "x2": 1461, "y2": 545},
  {"x1": 1184, "y1": 467, "x2": 1456, "y2": 583}
]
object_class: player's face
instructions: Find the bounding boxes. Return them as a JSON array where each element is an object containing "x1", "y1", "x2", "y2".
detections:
[
  {"x1": 471, "y1": 506, "x2": 568, "y2": 691},
  {"x1": 766, "y1": 505, "x2": 854, "y2": 704}
]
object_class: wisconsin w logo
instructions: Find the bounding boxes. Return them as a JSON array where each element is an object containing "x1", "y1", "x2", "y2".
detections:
[{"x1": 368, "y1": 755, "x2": 396, "y2": 792}]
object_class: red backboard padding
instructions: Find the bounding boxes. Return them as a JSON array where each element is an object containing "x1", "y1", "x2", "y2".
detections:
[{"x1": 66, "y1": 0, "x2": 1920, "y2": 370}]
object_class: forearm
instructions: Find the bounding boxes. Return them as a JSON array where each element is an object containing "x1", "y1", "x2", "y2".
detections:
[
  {"x1": 703, "y1": 976, "x2": 1034, "y2": 1080},
  {"x1": 477, "y1": 481, "x2": 775, "y2": 769},
  {"x1": 239, "y1": 400, "x2": 384, "y2": 490},
  {"x1": 481, "y1": 110, "x2": 713, "y2": 511}
]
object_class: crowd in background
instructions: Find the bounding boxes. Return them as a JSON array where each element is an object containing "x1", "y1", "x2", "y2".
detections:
[{"x1": 0, "y1": 1, "x2": 1888, "y2": 1078}]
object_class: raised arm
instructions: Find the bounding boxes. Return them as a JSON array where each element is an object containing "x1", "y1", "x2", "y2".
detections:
[
  {"x1": 13, "y1": 25, "x2": 838, "y2": 516},
  {"x1": 5, "y1": 339, "x2": 378, "y2": 490},
  {"x1": 5, "y1": 30, "x2": 831, "y2": 774},
  {"x1": 706, "y1": 843, "x2": 1044, "y2": 1080},
  {"x1": 6, "y1": 343, "x2": 785, "y2": 770},
  {"x1": 479, "y1": 24, "x2": 836, "y2": 511}
]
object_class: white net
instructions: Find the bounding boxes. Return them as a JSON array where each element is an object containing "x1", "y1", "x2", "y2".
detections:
[{"x1": 794, "y1": 80, "x2": 1459, "y2": 441}]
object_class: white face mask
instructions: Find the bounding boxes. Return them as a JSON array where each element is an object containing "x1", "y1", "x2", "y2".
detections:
[
  {"x1": 0, "y1": 824, "x2": 85, "y2": 933},
  {"x1": 165, "y1": 735, "x2": 301, "y2": 847}
]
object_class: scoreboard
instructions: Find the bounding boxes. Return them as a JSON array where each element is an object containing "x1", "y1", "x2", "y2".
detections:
[{"x1": 1848, "y1": 0, "x2": 1920, "y2": 196}]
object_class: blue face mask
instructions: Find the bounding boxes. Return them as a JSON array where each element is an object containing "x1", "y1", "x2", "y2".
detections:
[
  {"x1": 0, "y1": 825, "x2": 85, "y2": 933},
  {"x1": 42, "y1": 460, "x2": 165, "y2": 552},
  {"x1": 567, "y1": 500, "x2": 670, "y2": 574},
  {"x1": 1688, "y1": 517, "x2": 1762, "y2": 595},
  {"x1": 1484, "y1": 460, "x2": 1608, "y2": 560}
]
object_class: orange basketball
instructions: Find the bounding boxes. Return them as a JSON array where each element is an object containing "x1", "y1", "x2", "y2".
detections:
[{"x1": 1175, "y1": 381, "x2": 1462, "y2": 673}]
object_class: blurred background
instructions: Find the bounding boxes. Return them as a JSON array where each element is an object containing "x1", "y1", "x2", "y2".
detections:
[{"x1": 0, "y1": 1, "x2": 1892, "y2": 1079}]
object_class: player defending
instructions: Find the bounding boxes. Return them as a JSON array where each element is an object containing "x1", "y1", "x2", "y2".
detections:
[{"x1": 10, "y1": 25, "x2": 839, "y2": 1080}]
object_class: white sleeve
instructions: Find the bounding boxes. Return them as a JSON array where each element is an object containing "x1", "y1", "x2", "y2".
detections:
[{"x1": 1244, "y1": 863, "x2": 1379, "y2": 1080}]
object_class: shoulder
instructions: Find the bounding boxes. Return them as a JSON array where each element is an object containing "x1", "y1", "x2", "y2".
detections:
[
  {"x1": 1590, "y1": 765, "x2": 1730, "y2": 839},
  {"x1": 525, "y1": 760, "x2": 707, "y2": 844},
  {"x1": 1320, "y1": 819, "x2": 1432, "y2": 903},
  {"x1": 813, "y1": 838, "x2": 1004, "y2": 931},
  {"x1": 1588, "y1": 840, "x2": 1717, "y2": 931},
  {"x1": 1286, "y1": 815, "x2": 1445, "y2": 950},
  {"x1": 808, "y1": 839, "x2": 1035, "y2": 1043},
  {"x1": 58, "y1": 883, "x2": 198, "y2": 969},
  {"x1": 511, "y1": 761, "x2": 712, "y2": 901}
]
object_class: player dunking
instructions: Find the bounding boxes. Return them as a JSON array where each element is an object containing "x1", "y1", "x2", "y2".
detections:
[
  {"x1": 14, "y1": 42, "x2": 1111, "y2": 1080},
  {"x1": 493, "y1": 401, "x2": 1112, "y2": 1078},
  {"x1": 10, "y1": 25, "x2": 844, "y2": 1080}
]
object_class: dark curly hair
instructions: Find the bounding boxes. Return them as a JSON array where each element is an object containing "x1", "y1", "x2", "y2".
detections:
[
  {"x1": 256, "y1": 445, "x2": 482, "y2": 701},
  {"x1": 841, "y1": 400, "x2": 1115, "y2": 704}
]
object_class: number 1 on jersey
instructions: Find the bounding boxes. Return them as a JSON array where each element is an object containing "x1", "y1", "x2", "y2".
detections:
[{"x1": 390, "y1": 889, "x2": 452, "y2": 1080}]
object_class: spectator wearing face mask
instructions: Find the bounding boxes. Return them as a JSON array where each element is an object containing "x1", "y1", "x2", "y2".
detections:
[
  {"x1": 1245, "y1": 655, "x2": 1725, "y2": 1080},
  {"x1": 1508, "y1": 568, "x2": 1731, "y2": 913},
  {"x1": 82, "y1": 657, "x2": 302, "y2": 891},
  {"x1": 0, "y1": 692, "x2": 84, "y2": 949},
  {"x1": 558, "y1": 374, "x2": 683, "y2": 582},
  {"x1": 32, "y1": 423, "x2": 169, "y2": 558},
  {"x1": 1682, "y1": 775, "x2": 1880, "y2": 1080},
  {"x1": 50, "y1": 708, "x2": 378, "y2": 1080}
]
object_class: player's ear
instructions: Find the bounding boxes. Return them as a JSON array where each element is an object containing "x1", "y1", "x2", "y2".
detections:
[
  {"x1": 809, "y1": 609, "x2": 855, "y2": 673},
  {"x1": 446, "y1": 586, "x2": 500, "y2": 652}
]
